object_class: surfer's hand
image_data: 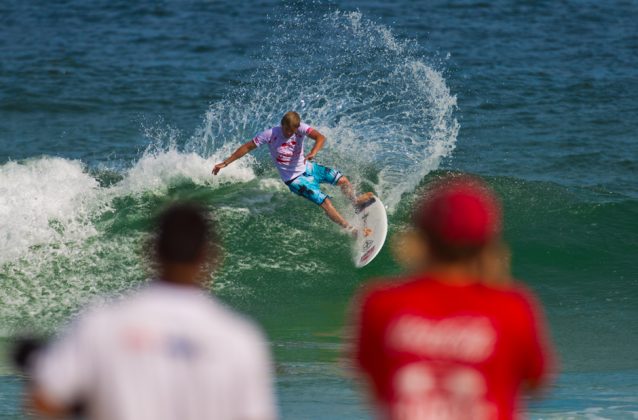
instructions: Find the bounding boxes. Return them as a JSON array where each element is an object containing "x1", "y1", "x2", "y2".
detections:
[
  {"x1": 212, "y1": 162, "x2": 226, "y2": 175},
  {"x1": 306, "y1": 153, "x2": 316, "y2": 161},
  {"x1": 344, "y1": 226, "x2": 358, "y2": 238}
]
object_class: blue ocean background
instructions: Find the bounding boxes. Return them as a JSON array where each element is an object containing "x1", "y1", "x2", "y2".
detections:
[{"x1": 1, "y1": 0, "x2": 637, "y2": 418}]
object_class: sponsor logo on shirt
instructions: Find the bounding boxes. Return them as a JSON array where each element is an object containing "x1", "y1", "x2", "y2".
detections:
[
  {"x1": 166, "y1": 335, "x2": 199, "y2": 360},
  {"x1": 387, "y1": 315, "x2": 496, "y2": 363},
  {"x1": 276, "y1": 139, "x2": 301, "y2": 164},
  {"x1": 392, "y1": 362, "x2": 496, "y2": 420}
]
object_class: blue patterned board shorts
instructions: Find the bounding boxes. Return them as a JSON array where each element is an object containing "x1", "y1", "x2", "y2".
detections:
[{"x1": 285, "y1": 162, "x2": 343, "y2": 205}]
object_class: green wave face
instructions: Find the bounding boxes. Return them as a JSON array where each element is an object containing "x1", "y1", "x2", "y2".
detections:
[
  {"x1": 2, "y1": 157, "x2": 636, "y2": 377},
  {"x1": 0, "y1": 155, "x2": 399, "y2": 335}
]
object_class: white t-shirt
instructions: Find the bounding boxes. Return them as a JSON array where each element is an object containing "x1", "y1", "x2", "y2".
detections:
[
  {"x1": 252, "y1": 122, "x2": 315, "y2": 182},
  {"x1": 34, "y1": 282, "x2": 277, "y2": 420}
]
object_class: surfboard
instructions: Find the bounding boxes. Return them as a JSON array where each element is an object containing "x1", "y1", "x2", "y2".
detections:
[{"x1": 352, "y1": 195, "x2": 388, "y2": 268}]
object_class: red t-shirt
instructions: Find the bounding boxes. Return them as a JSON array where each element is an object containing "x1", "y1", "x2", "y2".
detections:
[{"x1": 353, "y1": 276, "x2": 554, "y2": 420}]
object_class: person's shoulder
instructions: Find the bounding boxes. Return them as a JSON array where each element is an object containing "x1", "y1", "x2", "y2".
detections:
[
  {"x1": 80, "y1": 290, "x2": 136, "y2": 322},
  {"x1": 354, "y1": 275, "x2": 423, "y2": 307},
  {"x1": 52, "y1": 294, "x2": 125, "y2": 343},
  {"x1": 214, "y1": 306, "x2": 270, "y2": 362},
  {"x1": 205, "y1": 297, "x2": 267, "y2": 342},
  {"x1": 257, "y1": 126, "x2": 274, "y2": 136},
  {"x1": 357, "y1": 275, "x2": 412, "y2": 296},
  {"x1": 297, "y1": 122, "x2": 314, "y2": 135},
  {"x1": 253, "y1": 126, "x2": 276, "y2": 142},
  {"x1": 82, "y1": 285, "x2": 156, "y2": 321},
  {"x1": 482, "y1": 281, "x2": 546, "y2": 322}
]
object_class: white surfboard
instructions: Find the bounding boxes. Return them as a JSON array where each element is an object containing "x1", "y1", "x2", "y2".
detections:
[{"x1": 352, "y1": 195, "x2": 388, "y2": 268}]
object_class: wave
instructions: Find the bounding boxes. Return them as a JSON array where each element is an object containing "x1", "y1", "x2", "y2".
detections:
[
  {"x1": 2, "y1": 154, "x2": 636, "y2": 333},
  {"x1": 0, "y1": 150, "x2": 259, "y2": 332}
]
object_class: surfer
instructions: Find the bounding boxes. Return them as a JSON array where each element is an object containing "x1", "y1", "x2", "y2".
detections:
[{"x1": 212, "y1": 111, "x2": 373, "y2": 236}]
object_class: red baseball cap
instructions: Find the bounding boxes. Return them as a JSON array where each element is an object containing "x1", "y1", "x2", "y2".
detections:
[{"x1": 413, "y1": 175, "x2": 502, "y2": 249}]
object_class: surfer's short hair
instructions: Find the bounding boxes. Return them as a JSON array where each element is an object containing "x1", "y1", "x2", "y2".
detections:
[
  {"x1": 281, "y1": 111, "x2": 301, "y2": 128},
  {"x1": 412, "y1": 175, "x2": 502, "y2": 262},
  {"x1": 153, "y1": 202, "x2": 220, "y2": 265}
]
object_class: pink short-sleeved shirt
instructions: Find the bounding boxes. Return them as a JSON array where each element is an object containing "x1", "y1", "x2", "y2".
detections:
[{"x1": 253, "y1": 122, "x2": 314, "y2": 182}]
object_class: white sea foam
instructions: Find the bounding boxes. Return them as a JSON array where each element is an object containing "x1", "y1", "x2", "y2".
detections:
[
  {"x1": 0, "y1": 149, "x2": 258, "y2": 331},
  {"x1": 115, "y1": 148, "x2": 256, "y2": 196},
  {"x1": 0, "y1": 157, "x2": 102, "y2": 265},
  {"x1": 0, "y1": 149, "x2": 256, "y2": 265}
]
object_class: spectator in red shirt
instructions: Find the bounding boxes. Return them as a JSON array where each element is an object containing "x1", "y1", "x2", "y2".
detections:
[{"x1": 350, "y1": 175, "x2": 555, "y2": 420}]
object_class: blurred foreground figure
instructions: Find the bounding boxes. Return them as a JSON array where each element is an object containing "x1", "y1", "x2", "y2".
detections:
[
  {"x1": 351, "y1": 175, "x2": 555, "y2": 420},
  {"x1": 30, "y1": 203, "x2": 277, "y2": 420}
]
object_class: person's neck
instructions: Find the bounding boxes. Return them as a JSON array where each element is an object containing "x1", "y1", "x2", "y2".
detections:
[
  {"x1": 158, "y1": 264, "x2": 202, "y2": 288},
  {"x1": 424, "y1": 260, "x2": 481, "y2": 286}
]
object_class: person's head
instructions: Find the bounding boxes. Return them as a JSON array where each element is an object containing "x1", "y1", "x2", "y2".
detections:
[
  {"x1": 281, "y1": 111, "x2": 301, "y2": 137},
  {"x1": 411, "y1": 174, "x2": 503, "y2": 266},
  {"x1": 151, "y1": 202, "x2": 221, "y2": 285}
]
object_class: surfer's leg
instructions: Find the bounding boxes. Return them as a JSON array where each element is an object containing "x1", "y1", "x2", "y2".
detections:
[
  {"x1": 320, "y1": 198, "x2": 350, "y2": 229},
  {"x1": 335, "y1": 176, "x2": 355, "y2": 201},
  {"x1": 287, "y1": 175, "x2": 342, "y2": 225},
  {"x1": 336, "y1": 176, "x2": 374, "y2": 206}
]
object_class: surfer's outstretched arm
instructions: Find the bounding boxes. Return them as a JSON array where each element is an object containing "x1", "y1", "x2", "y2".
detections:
[{"x1": 212, "y1": 140, "x2": 257, "y2": 175}]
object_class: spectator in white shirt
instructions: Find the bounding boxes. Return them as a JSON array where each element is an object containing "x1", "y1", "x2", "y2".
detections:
[{"x1": 29, "y1": 202, "x2": 277, "y2": 420}]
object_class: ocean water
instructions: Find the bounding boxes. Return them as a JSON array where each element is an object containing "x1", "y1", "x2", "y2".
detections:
[{"x1": 1, "y1": 0, "x2": 637, "y2": 418}]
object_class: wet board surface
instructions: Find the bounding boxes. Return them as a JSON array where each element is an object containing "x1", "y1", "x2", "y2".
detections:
[{"x1": 352, "y1": 196, "x2": 388, "y2": 268}]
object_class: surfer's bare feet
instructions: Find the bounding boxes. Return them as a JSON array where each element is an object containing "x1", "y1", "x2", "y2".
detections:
[
  {"x1": 345, "y1": 226, "x2": 373, "y2": 239},
  {"x1": 354, "y1": 192, "x2": 374, "y2": 207}
]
